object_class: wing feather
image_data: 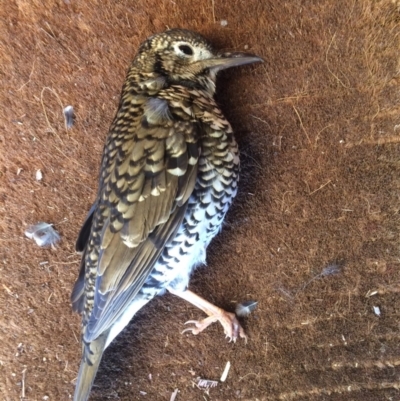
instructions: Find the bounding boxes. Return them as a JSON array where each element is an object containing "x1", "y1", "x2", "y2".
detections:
[
  {"x1": 74, "y1": 94, "x2": 200, "y2": 342},
  {"x1": 85, "y1": 204, "x2": 188, "y2": 341}
]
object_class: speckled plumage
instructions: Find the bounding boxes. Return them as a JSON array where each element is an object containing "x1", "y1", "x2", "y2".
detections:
[{"x1": 71, "y1": 29, "x2": 262, "y2": 401}]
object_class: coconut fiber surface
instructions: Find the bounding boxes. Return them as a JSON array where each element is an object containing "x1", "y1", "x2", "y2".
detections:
[{"x1": 1, "y1": 1, "x2": 400, "y2": 400}]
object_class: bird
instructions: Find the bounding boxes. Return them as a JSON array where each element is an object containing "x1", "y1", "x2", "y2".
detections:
[{"x1": 71, "y1": 28, "x2": 262, "y2": 401}]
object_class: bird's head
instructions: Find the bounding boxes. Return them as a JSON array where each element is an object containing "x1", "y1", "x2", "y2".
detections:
[{"x1": 132, "y1": 29, "x2": 263, "y2": 93}]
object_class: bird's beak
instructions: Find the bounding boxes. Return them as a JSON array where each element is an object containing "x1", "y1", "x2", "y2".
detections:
[{"x1": 204, "y1": 52, "x2": 264, "y2": 72}]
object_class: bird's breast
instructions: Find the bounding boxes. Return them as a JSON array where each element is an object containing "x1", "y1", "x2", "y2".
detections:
[{"x1": 142, "y1": 137, "x2": 240, "y2": 294}]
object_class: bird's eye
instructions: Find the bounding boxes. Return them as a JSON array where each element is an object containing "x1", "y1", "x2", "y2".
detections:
[{"x1": 178, "y1": 45, "x2": 193, "y2": 56}]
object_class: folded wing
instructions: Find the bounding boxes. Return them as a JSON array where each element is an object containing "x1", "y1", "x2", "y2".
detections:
[{"x1": 72, "y1": 96, "x2": 200, "y2": 343}]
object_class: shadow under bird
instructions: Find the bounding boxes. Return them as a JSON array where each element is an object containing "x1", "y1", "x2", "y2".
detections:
[{"x1": 71, "y1": 28, "x2": 262, "y2": 401}]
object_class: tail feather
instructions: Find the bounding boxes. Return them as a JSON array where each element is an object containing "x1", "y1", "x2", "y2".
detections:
[{"x1": 73, "y1": 333, "x2": 108, "y2": 401}]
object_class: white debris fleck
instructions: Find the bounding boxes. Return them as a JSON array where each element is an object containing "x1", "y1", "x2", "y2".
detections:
[
  {"x1": 220, "y1": 20, "x2": 228, "y2": 27},
  {"x1": 36, "y1": 169, "x2": 43, "y2": 181},
  {"x1": 170, "y1": 388, "x2": 179, "y2": 401},
  {"x1": 139, "y1": 390, "x2": 147, "y2": 395},
  {"x1": 373, "y1": 306, "x2": 381, "y2": 316},
  {"x1": 63, "y1": 105, "x2": 75, "y2": 128},
  {"x1": 244, "y1": 44, "x2": 249, "y2": 50},
  {"x1": 235, "y1": 300, "x2": 258, "y2": 317},
  {"x1": 17, "y1": 168, "x2": 23, "y2": 175},
  {"x1": 25, "y1": 222, "x2": 61, "y2": 247},
  {"x1": 365, "y1": 289, "x2": 378, "y2": 297},
  {"x1": 197, "y1": 378, "x2": 218, "y2": 389},
  {"x1": 220, "y1": 361, "x2": 231, "y2": 382}
]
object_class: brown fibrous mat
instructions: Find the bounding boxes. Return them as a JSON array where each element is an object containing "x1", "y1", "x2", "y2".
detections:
[{"x1": 1, "y1": 1, "x2": 400, "y2": 400}]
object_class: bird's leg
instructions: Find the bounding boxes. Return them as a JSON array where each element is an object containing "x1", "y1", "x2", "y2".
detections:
[{"x1": 168, "y1": 288, "x2": 247, "y2": 343}]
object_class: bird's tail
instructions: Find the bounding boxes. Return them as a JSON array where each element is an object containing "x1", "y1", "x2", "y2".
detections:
[{"x1": 73, "y1": 333, "x2": 108, "y2": 401}]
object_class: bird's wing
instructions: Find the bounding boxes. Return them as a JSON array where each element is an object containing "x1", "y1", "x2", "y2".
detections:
[
  {"x1": 75, "y1": 203, "x2": 97, "y2": 253},
  {"x1": 73, "y1": 96, "x2": 200, "y2": 342}
]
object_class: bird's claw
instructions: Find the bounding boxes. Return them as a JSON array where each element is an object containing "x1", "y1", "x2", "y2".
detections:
[{"x1": 182, "y1": 312, "x2": 247, "y2": 343}]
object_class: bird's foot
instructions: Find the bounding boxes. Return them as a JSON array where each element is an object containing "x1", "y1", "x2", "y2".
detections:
[{"x1": 182, "y1": 309, "x2": 247, "y2": 343}]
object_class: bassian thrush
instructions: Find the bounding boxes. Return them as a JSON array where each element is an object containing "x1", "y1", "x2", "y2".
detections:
[{"x1": 71, "y1": 28, "x2": 262, "y2": 401}]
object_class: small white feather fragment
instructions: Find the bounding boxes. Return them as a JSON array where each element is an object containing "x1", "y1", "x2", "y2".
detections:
[
  {"x1": 25, "y1": 222, "x2": 60, "y2": 247},
  {"x1": 235, "y1": 300, "x2": 258, "y2": 317},
  {"x1": 197, "y1": 378, "x2": 218, "y2": 389},
  {"x1": 220, "y1": 361, "x2": 231, "y2": 382},
  {"x1": 36, "y1": 169, "x2": 43, "y2": 181},
  {"x1": 144, "y1": 98, "x2": 172, "y2": 123},
  {"x1": 63, "y1": 105, "x2": 74, "y2": 128},
  {"x1": 170, "y1": 388, "x2": 179, "y2": 401},
  {"x1": 373, "y1": 306, "x2": 381, "y2": 316},
  {"x1": 220, "y1": 20, "x2": 228, "y2": 26},
  {"x1": 365, "y1": 289, "x2": 378, "y2": 297}
]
